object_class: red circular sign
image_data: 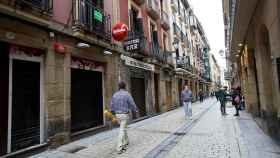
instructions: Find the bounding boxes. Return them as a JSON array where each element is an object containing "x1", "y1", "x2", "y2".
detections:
[{"x1": 112, "y1": 23, "x2": 129, "y2": 41}]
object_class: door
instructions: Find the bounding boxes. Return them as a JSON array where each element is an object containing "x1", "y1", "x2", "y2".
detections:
[
  {"x1": 0, "y1": 43, "x2": 9, "y2": 156},
  {"x1": 166, "y1": 81, "x2": 172, "y2": 110},
  {"x1": 178, "y1": 79, "x2": 182, "y2": 106},
  {"x1": 71, "y1": 69, "x2": 103, "y2": 133},
  {"x1": 11, "y1": 60, "x2": 41, "y2": 152},
  {"x1": 131, "y1": 77, "x2": 146, "y2": 117},
  {"x1": 154, "y1": 74, "x2": 160, "y2": 113}
]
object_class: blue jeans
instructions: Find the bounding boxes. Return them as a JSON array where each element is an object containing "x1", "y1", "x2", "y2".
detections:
[{"x1": 183, "y1": 102, "x2": 192, "y2": 118}]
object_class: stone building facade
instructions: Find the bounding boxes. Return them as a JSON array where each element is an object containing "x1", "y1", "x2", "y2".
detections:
[
  {"x1": 223, "y1": 0, "x2": 280, "y2": 140},
  {"x1": 0, "y1": 0, "x2": 213, "y2": 156}
]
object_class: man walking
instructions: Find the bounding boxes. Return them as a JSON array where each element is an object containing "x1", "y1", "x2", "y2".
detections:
[
  {"x1": 218, "y1": 86, "x2": 228, "y2": 115},
  {"x1": 109, "y1": 81, "x2": 139, "y2": 154},
  {"x1": 199, "y1": 90, "x2": 204, "y2": 103},
  {"x1": 181, "y1": 84, "x2": 193, "y2": 120}
]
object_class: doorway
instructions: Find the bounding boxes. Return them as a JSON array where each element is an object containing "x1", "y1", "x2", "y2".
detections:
[
  {"x1": 71, "y1": 69, "x2": 104, "y2": 133},
  {"x1": 166, "y1": 81, "x2": 172, "y2": 110},
  {"x1": 178, "y1": 79, "x2": 182, "y2": 106},
  {"x1": 131, "y1": 77, "x2": 146, "y2": 117},
  {"x1": 0, "y1": 42, "x2": 9, "y2": 156},
  {"x1": 10, "y1": 60, "x2": 41, "y2": 152},
  {"x1": 154, "y1": 74, "x2": 160, "y2": 113}
]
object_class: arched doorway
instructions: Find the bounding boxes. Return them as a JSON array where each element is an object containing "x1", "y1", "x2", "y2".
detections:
[{"x1": 256, "y1": 25, "x2": 274, "y2": 117}]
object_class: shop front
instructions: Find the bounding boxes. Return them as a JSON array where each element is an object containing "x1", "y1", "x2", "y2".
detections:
[
  {"x1": 120, "y1": 55, "x2": 154, "y2": 118},
  {"x1": 70, "y1": 57, "x2": 105, "y2": 133},
  {"x1": 0, "y1": 43, "x2": 45, "y2": 155}
]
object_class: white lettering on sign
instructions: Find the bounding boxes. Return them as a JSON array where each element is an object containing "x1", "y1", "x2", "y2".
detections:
[{"x1": 121, "y1": 55, "x2": 154, "y2": 71}]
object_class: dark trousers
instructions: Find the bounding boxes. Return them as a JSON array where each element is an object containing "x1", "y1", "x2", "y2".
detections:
[
  {"x1": 234, "y1": 104, "x2": 240, "y2": 115},
  {"x1": 220, "y1": 101, "x2": 226, "y2": 115}
]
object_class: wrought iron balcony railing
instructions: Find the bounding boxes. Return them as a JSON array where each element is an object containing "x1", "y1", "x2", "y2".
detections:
[
  {"x1": 123, "y1": 31, "x2": 149, "y2": 57},
  {"x1": 15, "y1": 0, "x2": 53, "y2": 13},
  {"x1": 150, "y1": 42, "x2": 165, "y2": 62},
  {"x1": 73, "y1": 0, "x2": 111, "y2": 41},
  {"x1": 173, "y1": 23, "x2": 181, "y2": 38},
  {"x1": 176, "y1": 56, "x2": 191, "y2": 71}
]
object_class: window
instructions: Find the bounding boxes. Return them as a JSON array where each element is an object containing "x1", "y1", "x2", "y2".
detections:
[
  {"x1": 92, "y1": 0, "x2": 103, "y2": 9},
  {"x1": 150, "y1": 23, "x2": 156, "y2": 43},
  {"x1": 130, "y1": 7, "x2": 139, "y2": 32},
  {"x1": 163, "y1": 34, "x2": 168, "y2": 51}
]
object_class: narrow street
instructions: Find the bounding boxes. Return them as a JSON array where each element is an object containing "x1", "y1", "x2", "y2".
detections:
[{"x1": 31, "y1": 98, "x2": 280, "y2": 158}]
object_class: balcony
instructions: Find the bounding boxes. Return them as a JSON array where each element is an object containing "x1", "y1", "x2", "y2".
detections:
[
  {"x1": 1, "y1": 0, "x2": 53, "y2": 15},
  {"x1": 73, "y1": 0, "x2": 111, "y2": 41},
  {"x1": 146, "y1": 0, "x2": 160, "y2": 20},
  {"x1": 173, "y1": 23, "x2": 181, "y2": 40},
  {"x1": 170, "y1": 0, "x2": 178, "y2": 12},
  {"x1": 133, "y1": 0, "x2": 145, "y2": 5},
  {"x1": 176, "y1": 56, "x2": 192, "y2": 71},
  {"x1": 161, "y1": 10, "x2": 170, "y2": 30},
  {"x1": 150, "y1": 43, "x2": 165, "y2": 63},
  {"x1": 165, "y1": 52, "x2": 174, "y2": 66},
  {"x1": 181, "y1": 32, "x2": 188, "y2": 48},
  {"x1": 123, "y1": 31, "x2": 149, "y2": 58}
]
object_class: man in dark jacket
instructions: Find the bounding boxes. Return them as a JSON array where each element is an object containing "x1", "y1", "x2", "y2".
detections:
[{"x1": 218, "y1": 86, "x2": 228, "y2": 115}]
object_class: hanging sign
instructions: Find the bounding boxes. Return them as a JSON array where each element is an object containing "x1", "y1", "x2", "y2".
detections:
[
  {"x1": 121, "y1": 55, "x2": 154, "y2": 71},
  {"x1": 123, "y1": 38, "x2": 140, "y2": 51},
  {"x1": 112, "y1": 23, "x2": 129, "y2": 41}
]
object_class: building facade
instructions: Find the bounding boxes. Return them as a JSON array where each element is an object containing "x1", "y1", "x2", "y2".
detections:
[
  {"x1": 209, "y1": 53, "x2": 221, "y2": 92},
  {"x1": 168, "y1": 0, "x2": 211, "y2": 103},
  {"x1": 0, "y1": 0, "x2": 212, "y2": 156},
  {"x1": 223, "y1": 0, "x2": 280, "y2": 140}
]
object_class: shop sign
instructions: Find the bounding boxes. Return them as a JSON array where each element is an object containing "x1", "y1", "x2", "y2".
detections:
[
  {"x1": 94, "y1": 10, "x2": 103, "y2": 22},
  {"x1": 112, "y1": 23, "x2": 129, "y2": 41},
  {"x1": 123, "y1": 38, "x2": 140, "y2": 51},
  {"x1": 121, "y1": 55, "x2": 154, "y2": 71}
]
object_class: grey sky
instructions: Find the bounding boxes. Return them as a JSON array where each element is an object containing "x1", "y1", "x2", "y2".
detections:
[{"x1": 188, "y1": 0, "x2": 226, "y2": 70}]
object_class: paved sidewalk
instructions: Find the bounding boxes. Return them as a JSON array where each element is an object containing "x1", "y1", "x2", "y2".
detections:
[
  {"x1": 30, "y1": 99, "x2": 280, "y2": 158},
  {"x1": 163, "y1": 103, "x2": 280, "y2": 158},
  {"x1": 30, "y1": 98, "x2": 216, "y2": 158}
]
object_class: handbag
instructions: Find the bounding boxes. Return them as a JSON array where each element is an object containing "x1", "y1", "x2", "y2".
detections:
[{"x1": 234, "y1": 96, "x2": 240, "y2": 103}]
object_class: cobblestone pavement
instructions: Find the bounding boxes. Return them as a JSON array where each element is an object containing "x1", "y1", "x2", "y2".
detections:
[{"x1": 30, "y1": 98, "x2": 280, "y2": 158}]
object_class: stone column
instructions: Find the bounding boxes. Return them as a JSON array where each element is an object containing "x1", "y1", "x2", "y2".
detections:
[{"x1": 45, "y1": 43, "x2": 71, "y2": 147}]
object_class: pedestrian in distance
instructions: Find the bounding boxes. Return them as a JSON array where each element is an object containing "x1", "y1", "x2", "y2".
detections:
[
  {"x1": 181, "y1": 84, "x2": 193, "y2": 120},
  {"x1": 199, "y1": 90, "x2": 204, "y2": 103},
  {"x1": 232, "y1": 86, "x2": 241, "y2": 116},
  {"x1": 218, "y1": 86, "x2": 228, "y2": 115},
  {"x1": 109, "y1": 81, "x2": 139, "y2": 154},
  {"x1": 215, "y1": 91, "x2": 219, "y2": 101}
]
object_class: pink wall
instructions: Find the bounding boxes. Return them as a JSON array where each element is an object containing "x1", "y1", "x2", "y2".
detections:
[{"x1": 52, "y1": 0, "x2": 72, "y2": 25}]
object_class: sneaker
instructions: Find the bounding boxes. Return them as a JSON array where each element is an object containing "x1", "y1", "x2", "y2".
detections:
[
  {"x1": 190, "y1": 117, "x2": 193, "y2": 120},
  {"x1": 234, "y1": 114, "x2": 240, "y2": 116},
  {"x1": 117, "y1": 148, "x2": 126, "y2": 154}
]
